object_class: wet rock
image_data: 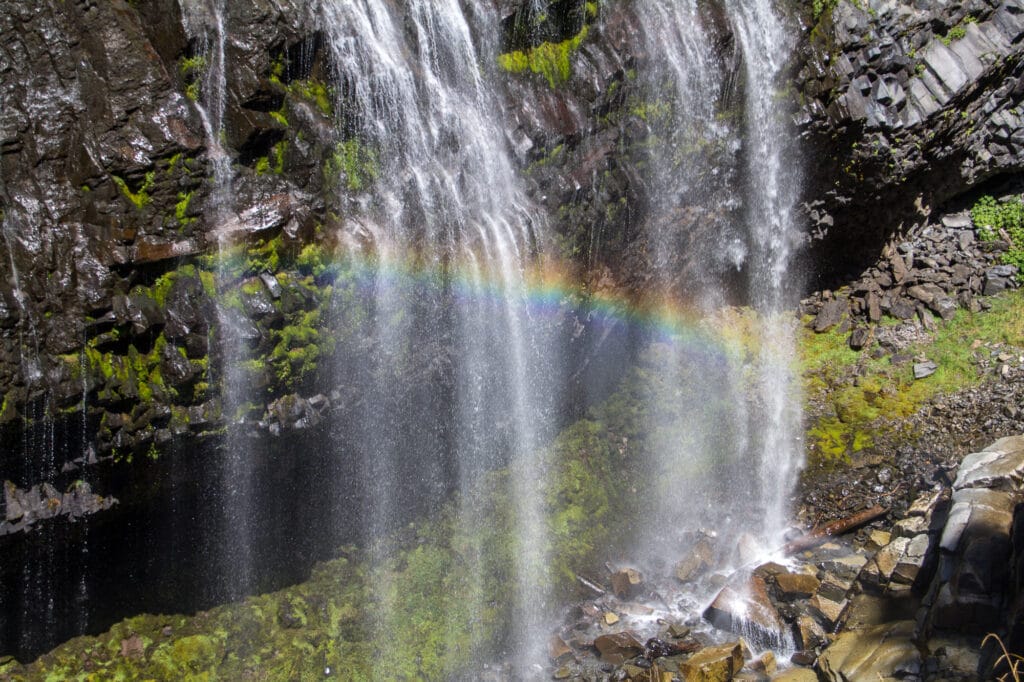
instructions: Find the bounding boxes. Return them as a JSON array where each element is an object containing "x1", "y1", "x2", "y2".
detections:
[
  {"x1": 770, "y1": 670, "x2": 818, "y2": 682},
  {"x1": 734, "y1": 533, "x2": 763, "y2": 566},
  {"x1": 552, "y1": 665, "x2": 572, "y2": 679},
  {"x1": 675, "y1": 537, "x2": 714, "y2": 583},
  {"x1": 678, "y1": 641, "x2": 743, "y2": 682},
  {"x1": 666, "y1": 623, "x2": 690, "y2": 640},
  {"x1": 643, "y1": 638, "x2": 683, "y2": 660},
  {"x1": 795, "y1": 614, "x2": 827, "y2": 651},
  {"x1": 773, "y1": 571, "x2": 820, "y2": 601},
  {"x1": 704, "y1": 575, "x2": 786, "y2": 649},
  {"x1": 790, "y1": 651, "x2": 816, "y2": 667},
  {"x1": 549, "y1": 636, "x2": 573, "y2": 664},
  {"x1": 808, "y1": 592, "x2": 849, "y2": 630},
  {"x1": 593, "y1": 632, "x2": 643, "y2": 665},
  {"x1": 4, "y1": 480, "x2": 24, "y2": 522},
  {"x1": 611, "y1": 568, "x2": 643, "y2": 599},
  {"x1": 817, "y1": 621, "x2": 920, "y2": 682}
]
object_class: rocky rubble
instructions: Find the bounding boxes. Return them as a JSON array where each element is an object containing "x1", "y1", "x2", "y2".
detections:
[
  {"x1": 535, "y1": 436, "x2": 1024, "y2": 681},
  {"x1": 799, "y1": 350, "x2": 1024, "y2": 528},
  {"x1": 802, "y1": 204, "x2": 1020, "y2": 347}
]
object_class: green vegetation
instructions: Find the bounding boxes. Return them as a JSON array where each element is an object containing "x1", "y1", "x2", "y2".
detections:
[
  {"x1": 174, "y1": 192, "x2": 195, "y2": 225},
  {"x1": 940, "y1": 16, "x2": 975, "y2": 45},
  {"x1": 180, "y1": 56, "x2": 207, "y2": 103},
  {"x1": 254, "y1": 141, "x2": 288, "y2": 176},
  {"x1": 812, "y1": 0, "x2": 838, "y2": 20},
  {"x1": 498, "y1": 26, "x2": 589, "y2": 88},
  {"x1": 111, "y1": 171, "x2": 155, "y2": 210},
  {"x1": 973, "y1": 194, "x2": 1024, "y2": 278},
  {"x1": 324, "y1": 139, "x2": 379, "y2": 193},
  {"x1": 269, "y1": 110, "x2": 289, "y2": 127},
  {"x1": 288, "y1": 79, "x2": 333, "y2": 117},
  {"x1": 801, "y1": 289, "x2": 1024, "y2": 465}
]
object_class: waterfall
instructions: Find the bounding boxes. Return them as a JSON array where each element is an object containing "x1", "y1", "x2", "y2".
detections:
[
  {"x1": 631, "y1": 0, "x2": 804, "y2": 572},
  {"x1": 319, "y1": 0, "x2": 560, "y2": 670},
  {"x1": 729, "y1": 0, "x2": 805, "y2": 542}
]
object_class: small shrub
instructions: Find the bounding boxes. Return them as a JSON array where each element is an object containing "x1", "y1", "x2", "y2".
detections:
[{"x1": 972, "y1": 194, "x2": 1024, "y2": 279}]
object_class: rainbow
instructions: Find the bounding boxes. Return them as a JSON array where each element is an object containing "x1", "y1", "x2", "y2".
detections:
[{"x1": 303, "y1": 248, "x2": 758, "y2": 363}]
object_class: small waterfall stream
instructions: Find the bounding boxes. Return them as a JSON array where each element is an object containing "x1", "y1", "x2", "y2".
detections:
[
  {"x1": 181, "y1": 0, "x2": 257, "y2": 601},
  {"x1": 621, "y1": 0, "x2": 805, "y2": 653}
]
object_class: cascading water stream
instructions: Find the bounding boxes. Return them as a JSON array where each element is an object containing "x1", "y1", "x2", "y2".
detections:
[
  {"x1": 628, "y1": 0, "x2": 805, "y2": 649},
  {"x1": 180, "y1": 0, "x2": 253, "y2": 599},
  {"x1": 319, "y1": 0, "x2": 560, "y2": 670},
  {"x1": 729, "y1": 0, "x2": 806, "y2": 543}
]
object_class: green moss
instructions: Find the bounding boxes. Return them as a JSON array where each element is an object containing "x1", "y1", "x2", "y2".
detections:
[
  {"x1": 269, "y1": 111, "x2": 289, "y2": 127},
  {"x1": 630, "y1": 99, "x2": 672, "y2": 123},
  {"x1": 972, "y1": 194, "x2": 1024, "y2": 279},
  {"x1": 199, "y1": 270, "x2": 217, "y2": 298},
  {"x1": 166, "y1": 152, "x2": 183, "y2": 174},
  {"x1": 801, "y1": 289, "x2": 1024, "y2": 465},
  {"x1": 175, "y1": 192, "x2": 195, "y2": 225},
  {"x1": 287, "y1": 79, "x2": 333, "y2": 117},
  {"x1": 497, "y1": 26, "x2": 589, "y2": 88},
  {"x1": 296, "y1": 243, "x2": 331, "y2": 278},
  {"x1": 269, "y1": 308, "x2": 333, "y2": 390},
  {"x1": 179, "y1": 55, "x2": 208, "y2": 76},
  {"x1": 111, "y1": 171, "x2": 155, "y2": 210},
  {"x1": 325, "y1": 140, "x2": 379, "y2": 193}
]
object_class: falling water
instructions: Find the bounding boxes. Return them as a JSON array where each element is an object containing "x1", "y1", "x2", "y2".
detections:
[
  {"x1": 630, "y1": 0, "x2": 805, "y2": 578},
  {"x1": 319, "y1": 0, "x2": 560, "y2": 670},
  {"x1": 180, "y1": 0, "x2": 254, "y2": 599},
  {"x1": 730, "y1": 0, "x2": 805, "y2": 542}
]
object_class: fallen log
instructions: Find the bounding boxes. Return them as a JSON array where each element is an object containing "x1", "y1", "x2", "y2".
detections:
[
  {"x1": 576, "y1": 573, "x2": 606, "y2": 596},
  {"x1": 783, "y1": 505, "x2": 888, "y2": 556}
]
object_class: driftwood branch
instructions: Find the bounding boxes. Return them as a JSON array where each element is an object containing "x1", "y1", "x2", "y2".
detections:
[
  {"x1": 576, "y1": 574, "x2": 606, "y2": 596},
  {"x1": 783, "y1": 505, "x2": 888, "y2": 556}
]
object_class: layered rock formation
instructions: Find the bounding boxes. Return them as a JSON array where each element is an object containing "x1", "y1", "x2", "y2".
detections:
[{"x1": 797, "y1": 0, "x2": 1024, "y2": 279}]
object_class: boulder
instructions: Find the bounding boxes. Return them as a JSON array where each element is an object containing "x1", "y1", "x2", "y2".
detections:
[
  {"x1": 913, "y1": 361, "x2": 938, "y2": 379},
  {"x1": 953, "y1": 436, "x2": 1024, "y2": 492},
  {"x1": 610, "y1": 568, "x2": 643, "y2": 599},
  {"x1": 814, "y1": 299, "x2": 847, "y2": 333},
  {"x1": 704, "y1": 575, "x2": 787, "y2": 649},
  {"x1": 593, "y1": 631, "x2": 643, "y2": 664},
  {"x1": 773, "y1": 571, "x2": 820, "y2": 601},
  {"x1": 770, "y1": 670, "x2": 818, "y2": 682},
  {"x1": 678, "y1": 642, "x2": 744, "y2": 682},
  {"x1": 675, "y1": 536, "x2": 714, "y2": 583},
  {"x1": 817, "y1": 621, "x2": 921, "y2": 682},
  {"x1": 548, "y1": 636, "x2": 573, "y2": 664}
]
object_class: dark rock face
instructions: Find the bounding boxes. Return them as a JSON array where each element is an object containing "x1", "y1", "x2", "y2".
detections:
[
  {"x1": 0, "y1": 0, "x2": 329, "y2": 466},
  {"x1": 796, "y1": 0, "x2": 1024, "y2": 284}
]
